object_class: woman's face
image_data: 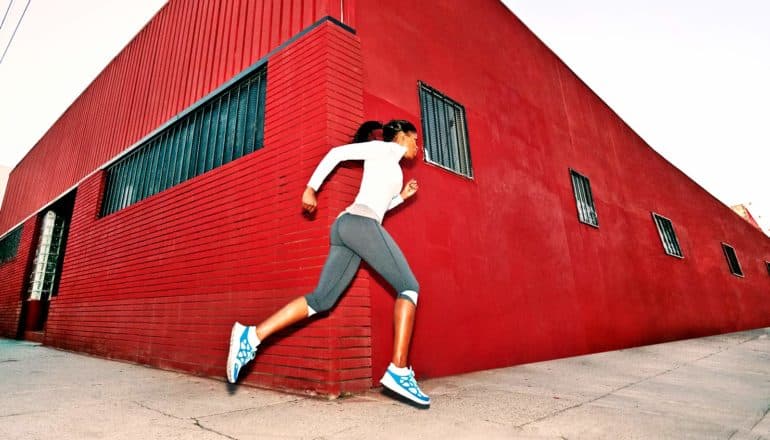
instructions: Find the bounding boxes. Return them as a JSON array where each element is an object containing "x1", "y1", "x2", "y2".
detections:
[{"x1": 398, "y1": 131, "x2": 419, "y2": 160}]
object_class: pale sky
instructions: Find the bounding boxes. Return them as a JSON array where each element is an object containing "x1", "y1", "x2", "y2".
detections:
[
  {"x1": 502, "y1": 0, "x2": 770, "y2": 233},
  {"x1": 0, "y1": 0, "x2": 768, "y2": 233}
]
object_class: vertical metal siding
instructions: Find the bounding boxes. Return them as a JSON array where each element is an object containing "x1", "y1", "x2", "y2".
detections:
[
  {"x1": 0, "y1": 0, "x2": 340, "y2": 235},
  {"x1": 100, "y1": 66, "x2": 267, "y2": 216}
]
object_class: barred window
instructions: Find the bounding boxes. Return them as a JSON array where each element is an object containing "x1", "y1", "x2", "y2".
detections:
[
  {"x1": 721, "y1": 243, "x2": 743, "y2": 277},
  {"x1": 418, "y1": 81, "x2": 473, "y2": 178},
  {"x1": 101, "y1": 65, "x2": 267, "y2": 216},
  {"x1": 0, "y1": 226, "x2": 23, "y2": 264},
  {"x1": 652, "y1": 213, "x2": 683, "y2": 258},
  {"x1": 27, "y1": 211, "x2": 66, "y2": 300},
  {"x1": 570, "y1": 169, "x2": 598, "y2": 227}
]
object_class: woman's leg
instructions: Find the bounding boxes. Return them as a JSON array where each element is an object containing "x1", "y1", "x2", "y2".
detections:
[
  {"x1": 227, "y1": 216, "x2": 361, "y2": 383},
  {"x1": 337, "y1": 216, "x2": 420, "y2": 368},
  {"x1": 337, "y1": 216, "x2": 430, "y2": 405},
  {"x1": 392, "y1": 298, "x2": 416, "y2": 368},
  {"x1": 254, "y1": 215, "x2": 362, "y2": 342},
  {"x1": 253, "y1": 244, "x2": 361, "y2": 341},
  {"x1": 253, "y1": 296, "x2": 311, "y2": 341}
]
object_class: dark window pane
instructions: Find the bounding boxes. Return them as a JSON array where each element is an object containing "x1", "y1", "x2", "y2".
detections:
[
  {"x1": 721, "y1": 243, "x2": 743, "y2": 276},
  {"x1": 254, "y1": 71, "x2": 267, "y2": 149},
  {"x1": 234, "y1": 82, "x2": 249, "y2": 159},
  {"x1": 214, "y1": 94, "x2": 229, "y2": 168},
  {"x1": 0, "y1": 226, "x2": 23, "y2": 264},
  {"x1": 418, "y1": 82, "x2": 472, "y2": 178},
  {"x1": 652, "y1": 214, "x2": 683, "y2": 258},
  {"x1": 244, "y1": 80, "x2": 258, "y2": 154},
  {"x1": 100, "y1": 65, "x2": 267, "y2": 216},
  {"x1": 570, "y1": 170, "x2": 599, "y2": 227},
  {"x1": 225, "y1": 89, "x2": 239, "y2": 164}
]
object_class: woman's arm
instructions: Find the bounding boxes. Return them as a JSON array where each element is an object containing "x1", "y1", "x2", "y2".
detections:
[
  {"x1": 306, "y1": 142, "x2": 378, "y2": 192},
  {"x1": 386, "y1": 179, "x2": 419, "y2": 212},
  {"x1": 303, "y1": 142, "x2": 379, "y2": 213},
  {"x1": 302, "y1": 187, "x2": 318, "y2": 213}
]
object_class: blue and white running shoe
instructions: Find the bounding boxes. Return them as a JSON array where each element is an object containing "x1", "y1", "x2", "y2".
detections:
[
  {"x1": 380, "y1": 364, "x2": 431, "y2": 406},
  {"x1": 226, "y1": 321, "x2": 258, "y2": 383}
]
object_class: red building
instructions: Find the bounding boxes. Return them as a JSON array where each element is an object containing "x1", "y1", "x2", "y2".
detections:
[{"x1": 1, "y1": 0, "x2": 769, "y2": 397}]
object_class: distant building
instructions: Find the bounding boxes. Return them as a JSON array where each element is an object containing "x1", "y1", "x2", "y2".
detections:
[
  {"x1": 1, "y1": 0, "x2": 769, "y2": 397},
  {"x1": 731, "y1": 204, "x2": 762, "y2": 230}
]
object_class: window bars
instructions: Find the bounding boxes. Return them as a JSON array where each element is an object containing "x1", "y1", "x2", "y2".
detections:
[
  {"x1": 721, "y1": 242, "x2": 743, "y2": 277},
  {"x1": 101, "y1": 66, "x2": 267, "y2": 216},
  {"x1": 418, "y1": 81, "x2": 473, "y2": 178},
  {"x1": 27, "y1": 211, "x2": 66, "y2": 300},
  {"x1": 570, "y1": 169, "x2": 599, "y2": 227},
  {"x1": 652, "y1": 213, "x2": 683, "y2": 258}
]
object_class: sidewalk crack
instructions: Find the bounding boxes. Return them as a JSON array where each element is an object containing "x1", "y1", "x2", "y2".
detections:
[
  {"x1": 132, "y1": 401, "x2": 185, "y2": 421},
  {"x1": 0, "y1": 410, "x2": 47, "y2": 418},
  {"x1": 194, "y1": 397, "x2": 302, "y2": 419},
  {"x1": 132, "y1": 401, "x2": 240, "y2": 439},
  {"x1": 739, "y1": 403, "x2": 770, "y2": 438},
  {"x1": 192, "y1": 418, "x2": 240, "y2": 440}
]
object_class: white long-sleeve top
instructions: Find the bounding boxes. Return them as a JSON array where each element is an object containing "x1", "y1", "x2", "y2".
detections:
[{"x1": 307, "y1": 140, "x2": 408, "y2": 223}]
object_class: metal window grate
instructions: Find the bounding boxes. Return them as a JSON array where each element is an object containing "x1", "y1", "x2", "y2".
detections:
[
  {"x1": 101, "y1": 66, "x2": 267, "y2": 216},
  {"x1": 570, "y1": 169, "x2": 598, "y2": 227},
  {"x1": 652, "y1": 213, "x2": 683, "y2": 258},
  {"x1": 28, "y1": 211, "x2": 66, "y2": 300},
  {"x1": 0, "y1": 226, "x2": 23, "y2": 264},
  {"x1": 418, "y1": 81, "x2": 473, "y2": 178},
  {"x1": 721, "y1": 242, "x2": 743, "y2": 277}
]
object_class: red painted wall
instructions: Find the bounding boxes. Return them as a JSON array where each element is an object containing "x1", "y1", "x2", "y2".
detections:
[
  {"x1": 354, "y1": 0, "x2": 770, "y2": 382},
  {"x1": 0, "y1": 217, "x2": 39, "y2": 338},
  {"x1": 33, "y1": 22, "x2": 367, "y2": 396},
  {"x1": 0, "y1": 0, "x2": 345, "y2": 237},
  {"x1": 1, "y1": 0, "x2": 768, "y2": 398}
]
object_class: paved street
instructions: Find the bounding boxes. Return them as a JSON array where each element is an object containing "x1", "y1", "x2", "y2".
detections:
[{"x1": 1, "y1": 328, "x2": 769, "y2": 439}]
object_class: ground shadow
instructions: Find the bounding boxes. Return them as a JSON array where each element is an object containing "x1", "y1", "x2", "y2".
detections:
[{"x1": 380, "y1": 387, "x2": 430, "y2": 410}]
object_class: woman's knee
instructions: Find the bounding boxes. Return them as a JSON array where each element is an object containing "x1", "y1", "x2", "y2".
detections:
[
  {"x1": 396, "y1": 278, "x2": 419, "y2": 306},
  {"x1": 304, "y1": 292, "x2": 336, "y2": 315}
]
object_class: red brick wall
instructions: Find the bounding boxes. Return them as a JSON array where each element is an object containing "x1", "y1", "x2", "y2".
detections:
[
  {"x1": 43, "y1": 22, "x2": 368, "y2": 396},
  {"x1": 0, "y1": 216, "x2": 39, "y2": 338}
]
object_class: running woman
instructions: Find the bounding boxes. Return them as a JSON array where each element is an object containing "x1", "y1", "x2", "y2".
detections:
[{"x1": 226, "y1": 120, "x2": 430, "y2": 406}]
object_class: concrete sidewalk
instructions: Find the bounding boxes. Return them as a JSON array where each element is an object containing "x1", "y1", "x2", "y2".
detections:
[{"x1": 1, "y1": 328, "x2": 769, "y2": 440}]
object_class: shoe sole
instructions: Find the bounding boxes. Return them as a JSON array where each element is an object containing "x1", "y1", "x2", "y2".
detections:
[
  {"x1": 226, "y1": 322, "x2": 244, "y2": 383},
  {"x1": 380, "y1": 373, "x2": 430, "y2": 406}
]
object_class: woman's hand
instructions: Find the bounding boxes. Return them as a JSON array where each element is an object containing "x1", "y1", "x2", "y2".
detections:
[
  {"x1": 302, "y1": 186, "x2": 318, "y2": 213},
  {"x1": 401, "y1": 179, "x2": 419, "y2": 200}
]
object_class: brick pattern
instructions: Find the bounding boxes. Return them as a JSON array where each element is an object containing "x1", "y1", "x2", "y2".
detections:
[
  {"x1": 0, "y1": 216, "x2": 39, "y2": 338},
  {"x1": 42, "y1": 22, "x2": 367, "y2": 396}
]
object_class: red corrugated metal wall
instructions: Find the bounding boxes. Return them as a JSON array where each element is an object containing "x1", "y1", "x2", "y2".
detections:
[
  {"x1": 0, "y1": 0, "x2": 344, "y2": 237},
  {"x1": 354, "y1": 0, "x2": 770, "y2": 383},
  {"x1": 41, "y1": 21, "x2": 367, "y2": 395}
]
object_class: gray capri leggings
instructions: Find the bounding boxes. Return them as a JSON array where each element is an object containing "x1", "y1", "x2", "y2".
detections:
[{"x1": 305, "y1": 213, "x2": 420, "y2": 313}]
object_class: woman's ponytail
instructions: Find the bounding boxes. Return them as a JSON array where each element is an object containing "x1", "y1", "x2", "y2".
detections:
[
  {"x1": 352, "y1": 120, "x2": 384, "y2": 143},
  {"x1": 382, "y1": 120, "x2": 417, "y2": 142}
]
